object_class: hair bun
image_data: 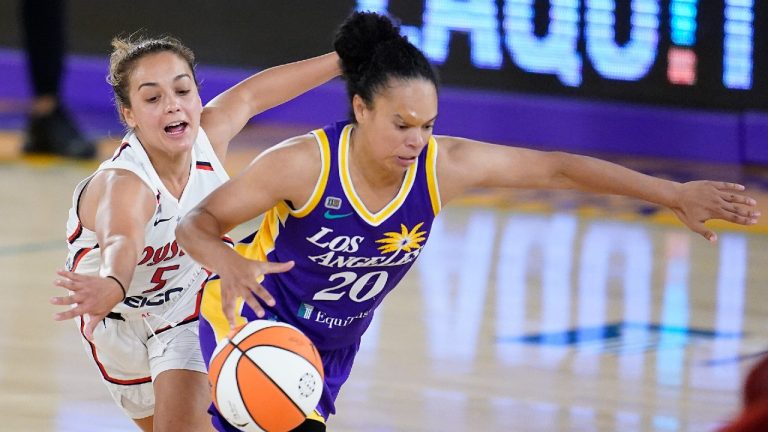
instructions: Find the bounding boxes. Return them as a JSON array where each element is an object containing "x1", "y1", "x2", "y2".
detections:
[{"x1": 334, "y1": 11, "x2": 402, "y2": 76}]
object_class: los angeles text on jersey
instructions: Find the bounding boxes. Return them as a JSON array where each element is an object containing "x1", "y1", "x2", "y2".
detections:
[{"x1": 305, "y1": 226, "x2": 422, "y2": 268}]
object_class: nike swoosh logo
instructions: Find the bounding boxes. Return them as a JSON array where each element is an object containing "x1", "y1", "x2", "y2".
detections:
[
  {"x1": 153, "y1": 217, "x2": 174, "y2": 226},
  {"x1": 323, "y1": 210, "x2": 354, "y2": 220}
]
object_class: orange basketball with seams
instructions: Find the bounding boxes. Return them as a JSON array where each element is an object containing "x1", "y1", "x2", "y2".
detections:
[{"x1": 208, "y1": 320, "x2": 324, "y2": 432}]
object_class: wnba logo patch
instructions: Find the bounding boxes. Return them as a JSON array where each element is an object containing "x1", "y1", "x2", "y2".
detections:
[
  {"x1": 324, "y1": 197, "x2": 342, "y2": 210},
  {"x1": 297, "y1": 303, "x2": 314, "y2": 319}
]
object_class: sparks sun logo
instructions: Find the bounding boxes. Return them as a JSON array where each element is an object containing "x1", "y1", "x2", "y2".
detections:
[{"x1": 375, "y1": 223, "x2": 427, "y2": 254}]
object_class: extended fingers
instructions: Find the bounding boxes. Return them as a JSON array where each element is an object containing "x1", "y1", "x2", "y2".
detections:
[
  {"x1": 50, "y1": 294, "x2": 78, "y2": 306},
  {"x1": 221, "y1": 290, "x2": 238, "y2": 328},
  {"x1": 250, "y1": 283, "x2": 275, "y2": 308},
  {"x1": 719, "y1": 202, "x2": 761, "y2": 224},
  {"x1": 222, "y1": 284, "x2": 268, "y2": 326},
  {"x1": 84, "y1": 314, "x2": 107, "y2": 341},
  {"x1": 261, "y1": 260, "x2": 295, "y2": 275},
  {"x1": 56, "y1": 269, "x2": 87, "y2": 281},
  {"x1": 241, "y1": 282, "x2": 274, "y2": 319},
  {"x1": 717, "y1": 182, "x2": 746, "y2": 192},
  {"x1": 712, "y1": 187, "x2": 760, "y2": 223},
  {"x1": 722, "y1": 193, "x2": 757, "y2": 207},
  {"x1": 243, "y1": 294, "x2": 266, "y2": 319},
  {"x1": 718, "y1": 212, "x2": 758, "y2": 226},
  {"x1": 54, "y1": 278, "x2": 77, "y2": 291},
  {"x1": 84, "y1": 321, "x2": 98, "y2": 341},
  {"x1": 54, "y1": 272, "x2": 91, "y2": 291},
  {"x1": 54, "y1": 305, "x2": 87, "y2": 321}
]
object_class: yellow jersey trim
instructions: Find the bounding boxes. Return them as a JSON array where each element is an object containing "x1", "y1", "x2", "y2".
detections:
[
  {"x1": 425, "y1": 137, "x2": 441, "y2": 216},
  {"x1": 201, "y1": 201, "x2": 291, "y2": 342},
  {"x1": 290, "y1": 129, "x2": 331, "y2": 218},
  {"x1": 201, "y1": 278, "x2": 247, "y2": 342},
  {"x1": 307, "y1": 410, "x2": 325, "y2": 423},
  {"x1": 245, "y1": 203, "x2": 290, "y2": 261},
  {"x1": 339, "y1": 124, "x2": 417, "y2": 227}
]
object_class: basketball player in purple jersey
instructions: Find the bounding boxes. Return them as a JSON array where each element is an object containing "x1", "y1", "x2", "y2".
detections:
[{"x1": 176, "y1": 12, "x2": 761, "y2": 431}]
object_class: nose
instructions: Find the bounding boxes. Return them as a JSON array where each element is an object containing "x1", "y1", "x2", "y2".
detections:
[
  {"x1": 166, "y1": 95, "x2": 181, "y2": 113},
  {"x1": 406, "y1": 128, "x2": 426, "y2": 149}
]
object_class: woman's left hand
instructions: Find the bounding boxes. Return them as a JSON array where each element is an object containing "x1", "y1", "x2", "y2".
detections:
[{"x1": 670, "y1": 181, "x2": 760, "y2": 242}]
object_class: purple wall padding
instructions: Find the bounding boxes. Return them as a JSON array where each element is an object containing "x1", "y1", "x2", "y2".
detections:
[
  {"x1": 432, "y1": 87, "x2": 742, "y2": 163},
  {"x1": 0, "y1": 48, "x2": 757, "y2": 164},
  {"x1": 743, "y1": 113, "x2": 768, "y2": 165},
  {"x1": 0, "y1": 50, "x2": 29, "y2": 99}
]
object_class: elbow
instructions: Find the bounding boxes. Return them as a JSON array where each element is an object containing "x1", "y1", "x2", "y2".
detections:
[
  {"x1": 175, "y1": 209, "x2": 202, "y2": 249},
  {"x1": 175, "y1": 207, "x2": 221, "y2": 249},
  {"x1": 174, "y1": 219, "x2": 190, "y2": 249},
  {"x1": 545, "y1": 152, "x2": 578, "y2": 189}
]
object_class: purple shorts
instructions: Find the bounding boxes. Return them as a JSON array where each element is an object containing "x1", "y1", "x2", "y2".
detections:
[{"x1": 199, "y1": 308, "x2": 360, "y2": 431}]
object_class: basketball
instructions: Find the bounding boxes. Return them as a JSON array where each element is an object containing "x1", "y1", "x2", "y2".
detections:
[{"x1": 208, "y1": 320, "x2": 325, "y2": 432}]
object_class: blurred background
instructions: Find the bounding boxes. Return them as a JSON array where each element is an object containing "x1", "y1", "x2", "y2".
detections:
[{"x1": 1, "y1": 0, "x2": 767, "y2": 163}]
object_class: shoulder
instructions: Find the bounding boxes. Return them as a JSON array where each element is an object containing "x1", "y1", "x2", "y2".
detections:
[
  {"x1": 254, "y1": 133, "x2": 320, "y2": 173},
  {"x1": 432, "y1": 135, "x2": 472, "y2": 174},
  {"x1": 433, "y1": 134, "x2": 519, "y2": 169},
  {"x1": 105, "y1": 137, "x2": 157, "y2": 180},
  {"x1": 433, "y1": 134, "x2": 471, "y2": 155},
  {"x1": 238, "y1": 133, "x2": 324, "y2": 204},
  {"x1": 430, "y1": 135, "x2": 500, "y2": 202},
  {"x1": 196, "y1": 132, "x2": 325, "y2": 214},
  {"x1": 253, "y1": 133, "x2": 321, "y2": 185},
  {"x1": 78, "y1": 168, "x2": 156, "y2": 229},
  {"x1": 87, "y1": 168, "x2": 156, "y2": 203}
]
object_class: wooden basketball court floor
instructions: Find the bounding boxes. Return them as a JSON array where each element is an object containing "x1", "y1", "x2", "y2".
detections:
[{"x1": 1, "y1": 120, "x2": 768, "y2": 432}]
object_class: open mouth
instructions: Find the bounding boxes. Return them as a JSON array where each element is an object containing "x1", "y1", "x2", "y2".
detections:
[{"x1": 164, "y1": 121, "x2": 188, "y2": 135}]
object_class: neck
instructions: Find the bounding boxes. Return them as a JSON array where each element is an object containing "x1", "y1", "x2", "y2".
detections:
[{"x1": 136, "y1": 134, "x2": 192, "y2": 199}]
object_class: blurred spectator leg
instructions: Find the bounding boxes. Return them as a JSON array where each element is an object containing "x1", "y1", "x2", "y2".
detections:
[{"x1": 21, "y1": 0, "x2": 95, "y2": 159}]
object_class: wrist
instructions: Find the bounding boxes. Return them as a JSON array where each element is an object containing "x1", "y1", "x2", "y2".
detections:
[
  {"x1": 665, "y1": 181, "x2": 685, "y2": 209},
  {"x1": 106, "y1": 275, "x2": 127, "y2": 301}
]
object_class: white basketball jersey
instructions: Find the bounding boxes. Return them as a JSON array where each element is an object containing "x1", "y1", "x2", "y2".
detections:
[{"x1": 65, "y1": 128, "x2": 229, "y2": 316}]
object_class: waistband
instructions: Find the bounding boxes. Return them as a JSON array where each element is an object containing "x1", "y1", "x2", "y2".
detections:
[{"x1": 106, "y1": 312, "x2": 124, "y2": 321}]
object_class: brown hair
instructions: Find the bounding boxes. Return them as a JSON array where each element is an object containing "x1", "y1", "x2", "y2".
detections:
[{"x1": 107, "y1": 34, "x2": 197, "y2": 123}]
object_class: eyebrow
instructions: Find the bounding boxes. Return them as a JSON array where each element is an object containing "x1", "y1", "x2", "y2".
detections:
[
  {"x1": 137, "y1": 73, "x2": 192, "y2": 91},
  {"x1": 395, "y1": 113, "x2": 438, "y2": 124}
]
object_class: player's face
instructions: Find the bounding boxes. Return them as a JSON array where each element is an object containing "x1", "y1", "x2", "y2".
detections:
[
  {"x1": 355, "y1": 78, "x2": 438, "y2": 172},
  {"x1": 121, "y1": 51, "x2": 203, "y2": 156}
]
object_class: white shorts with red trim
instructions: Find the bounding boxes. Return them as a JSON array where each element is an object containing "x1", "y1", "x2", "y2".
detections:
[{"x1": 75, "y1": 289, "x2": 206, "y2": 419}]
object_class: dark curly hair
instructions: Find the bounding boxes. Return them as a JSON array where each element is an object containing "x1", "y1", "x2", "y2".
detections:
[{"x1": 334, "y1": 11, "x2": 439, "y2": 122}]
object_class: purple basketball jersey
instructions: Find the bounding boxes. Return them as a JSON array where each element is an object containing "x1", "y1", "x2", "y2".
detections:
[
  {"x1": 242, "y1": 121, "x2": 440, "y2": 350},
  {"x1": 199, "y1": 121, "x2": 441, "y2": 423}
]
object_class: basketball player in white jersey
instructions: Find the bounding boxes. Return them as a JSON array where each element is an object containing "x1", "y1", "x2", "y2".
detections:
[{"x1": 50, "y1": 35, "x2": 339, "y2": 431}]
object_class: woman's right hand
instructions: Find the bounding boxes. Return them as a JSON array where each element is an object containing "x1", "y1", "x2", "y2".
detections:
[
  {"x1": 218, "y1": 255, "x2": 295, "y2": 328},
  {"x1": 51, "y1": 270, "x2": 126, "y2": 340}
]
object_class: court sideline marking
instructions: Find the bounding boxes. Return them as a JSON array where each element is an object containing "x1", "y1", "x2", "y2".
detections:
[{"x1": 0, "y1": 240, "x2": 64, "y2": 257}]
